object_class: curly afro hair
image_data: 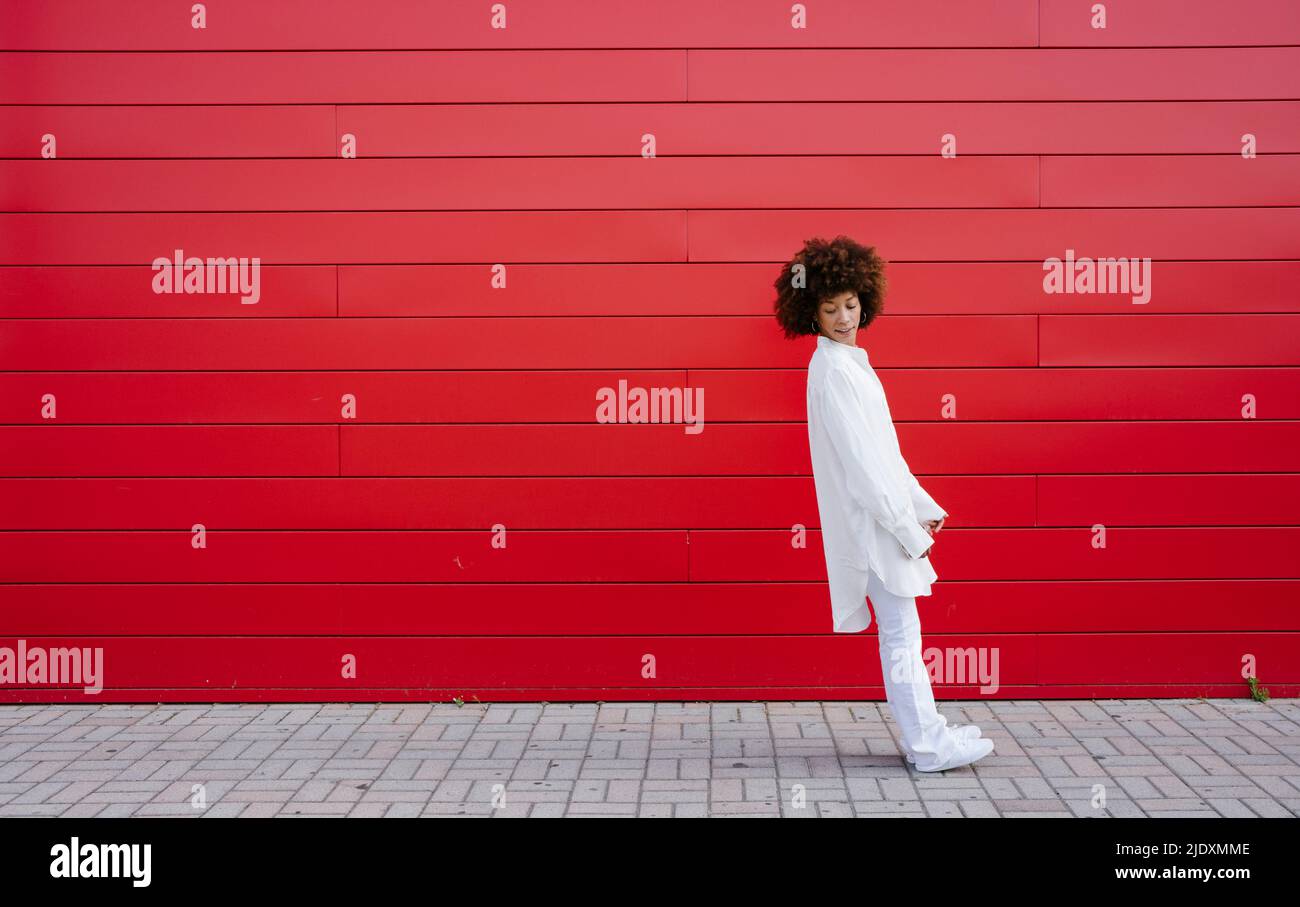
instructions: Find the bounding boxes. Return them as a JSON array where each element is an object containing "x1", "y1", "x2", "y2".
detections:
[{"x1": 772, "y1": 235, "x2": 889, "y2": 340}]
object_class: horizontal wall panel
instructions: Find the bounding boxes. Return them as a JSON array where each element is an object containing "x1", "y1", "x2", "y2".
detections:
[
  {"x1": 5, "y1": 682, "x2": 1296, "y2": 704},
  {"x1": 0, "y1": 316, "x2": 1038, "y2": 369},
  {"x1": 687, "y1": 209, "x2": 1300, "y2": 261},
  {"x1": 8, "y1": 49, "x2": 1298, "y2": 106},
  {"x1": 690, "y1": 528, "x2": 1300, "y2": 581},
  {"x1": 3, "y1": 261, "x2": 1295, "y2": 318},
  {"x1": 0, "y1": 371, "x2": 688, "y2": 423},
  {"x1": 337, "y1": 424, "x2": 813, "y2": 477},
  {"x1": 1041, "y1": 314, "x2": 1300, "y2": 365},
  {"x1": 22, "y1": 152, "x2": 1293, "y2": 213},
  {"x1": 1, "y1": 528, "x2": 1295, "y2": 583},
  {"x1": 0, "y1": 635, "x2": 1291, "y2": 691},
  {"x1": 0, "y1": 477, "x2": 1033, "y2": 530},
  {"x1": 337, "y1": 261, "x2": 1300, "y2": 317},
  {"x1": 10, "y1": 102, "x2": 1300, "y2": 159},
  {"x1": 338, "y1": 422, "x2": 1300, "y2": 476},
  {"x1": 0, "y1": 532, "x2": 689, "y2": 583},
  {"x1": 2, "y1": 423, "x2": 1296, "y2": 477},
  {"x1": 875, "y1": 423, "x2": 1300, "y2": 474},
  {"x1": 0, "y1": 105, "x2": 333, "y2": 158},
  {"x1": 0, "y1": 51, "x2": 687, "y2": 104},
  {"x1": 0, "y1": 265, "x2": 336, "y2": 317},
  {"x1": 0, "y1": 635, "x2": 1041, "y2": 688},
  {"x1": 6, "y1": 210, "x2": 1298, "y2": 265},
  {"x1": 689, "y1": 48, "x2": 1300, "y2": 102},
  {"x1": 2, "y1": 1, "x2": 1038, "y2": 50},
  {"x1": 1036, "y1": 635, "x2": 1299, "y2": 685},
  {"x1": 5, "y1": 368, "x2": 1297, "y2": 424},
  {"x1": 341, "y1": 263, "x2": 775, "y2": 317},
  {"x1": 336, "y1": 100, "x2": 1300, "y2": 156},
  {"x1": 1041, "y1": 0, "x2": 1300, "y2": 47},
  {"x1": 1042, "y1": 155, "x2": 1300, "y2": 207},
  {"x1": 0, "y1": 211, "x2": 688, "y2": 266},
  {"x1": 1037, "y1": 475, "x2": 1300, "y2": 526},
  {"x1": 693, "y1": 368, "x2": 1300, "y2": 422},
  {"x1": 7, "y1": 580, "x2": 1297, "y2": 635},
  {"x1": 0, "y1": 156, "x2": 1039, "y2": 212},
  {"x1": 0, "y1": 4, "x2": 1276, "y2": 54},
  {"x1": 0, "y1": 426, "x2": 338, "y2": 476},
  {"x1": 1, "y1": 473, "x2": 1286, "y2": 530}
]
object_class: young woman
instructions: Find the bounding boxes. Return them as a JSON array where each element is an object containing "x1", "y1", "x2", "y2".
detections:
[{"x1": 774, "y1": 235, "x2": 995, "y2": 772}]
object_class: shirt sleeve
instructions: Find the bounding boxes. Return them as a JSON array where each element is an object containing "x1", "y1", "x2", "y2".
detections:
[
  {"x1": 819, "y1": 367, "x2": 935, "y2": 559},
  {"x1": 899, "y1": 454, "x2": 947, "y2": 523}
]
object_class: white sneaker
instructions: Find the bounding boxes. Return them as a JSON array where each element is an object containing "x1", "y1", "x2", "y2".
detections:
[
  {"x1": 913, "y1": 736, "x2": 995, "y2": 772},
  {"x1": 904, "y1": 724, "x2": 982, "y2": 764}
]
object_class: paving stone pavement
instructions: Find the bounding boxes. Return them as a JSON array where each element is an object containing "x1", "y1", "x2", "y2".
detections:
[{"x1": 0, "y1": 698, "x2": 1296, "y2": 817}]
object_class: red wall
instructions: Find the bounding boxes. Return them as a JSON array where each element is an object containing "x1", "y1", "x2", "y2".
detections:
[{"x1": 1, "y1": 1, "x2": 1298, "y2": 702}]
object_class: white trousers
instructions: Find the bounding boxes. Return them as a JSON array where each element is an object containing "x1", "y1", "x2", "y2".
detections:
[{"x1": 866, "y1": 567, "x2": 959, "y2": 769}]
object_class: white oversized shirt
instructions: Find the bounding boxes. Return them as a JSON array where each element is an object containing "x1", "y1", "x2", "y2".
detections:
[{"x1": 806, "y1": 334, "x2": 948, "y2": 633}]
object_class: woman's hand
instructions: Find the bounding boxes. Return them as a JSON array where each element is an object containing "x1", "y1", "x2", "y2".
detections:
[{"x1": 916, "y1": 516, "x2": 945, "y2": 557}]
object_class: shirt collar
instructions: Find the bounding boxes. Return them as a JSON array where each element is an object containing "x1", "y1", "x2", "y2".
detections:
[{"x1": 816, "y1": 333, "x2": 868, "y2": 362}]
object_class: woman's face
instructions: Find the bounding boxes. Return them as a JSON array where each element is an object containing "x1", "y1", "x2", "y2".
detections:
[{"x1": 816, "y1": 290, "x2": 860, "y2": 344}]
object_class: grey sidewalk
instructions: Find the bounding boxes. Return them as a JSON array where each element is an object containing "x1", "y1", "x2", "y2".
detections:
[{"x1": 0, "y1": 699, "x2": 1296, "y2": 817}]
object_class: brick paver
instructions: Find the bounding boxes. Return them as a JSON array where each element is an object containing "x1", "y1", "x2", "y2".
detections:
[{"x1": 0, "y1": 699, "x2": 1295, "y2": 817}]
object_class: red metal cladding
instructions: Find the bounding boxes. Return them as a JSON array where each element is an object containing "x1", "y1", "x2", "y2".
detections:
[
  {"x1": 0, "y1": 1, "x2": 1040, "y2": 51},
  {"x1": 7, "y1": 102, "x2": 1299, "y2": 158},
  {"x1": 3, "y1": 581, "x2": 1297, "y2": 635},
  {"x1": 0, "y1": 635, "x2": 1291, "y2": 695},
  {"x1": 1, "y1": 5, "x2": 1296, "y2": 702}
]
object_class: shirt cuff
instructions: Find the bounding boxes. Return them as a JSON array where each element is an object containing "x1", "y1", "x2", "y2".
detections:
[
  {"x1": 910, "y1": 485, "x2": 947, "y2": 523},
  {"x1": 914, "y1": 501, "x2": 947, "y2": 523},
  {"x1": 895, "y1": 518, "x2": 935, "y2": 559}
]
